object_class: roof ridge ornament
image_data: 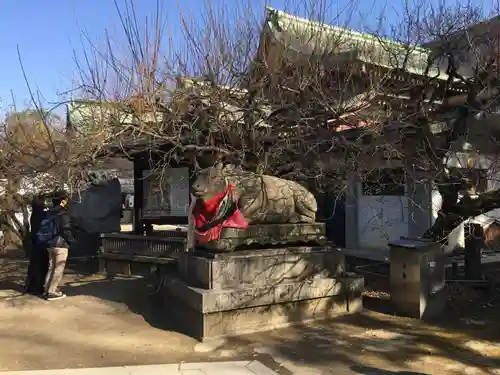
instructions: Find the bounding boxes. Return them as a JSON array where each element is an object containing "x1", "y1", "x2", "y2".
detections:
[{"x1": 266, "y1": 7, "x2": 282, "y2": 32}]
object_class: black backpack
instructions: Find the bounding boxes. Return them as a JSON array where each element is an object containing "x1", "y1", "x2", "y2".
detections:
[{"x1": 35, "y1": 212, "x2": 59, "y2": 247}]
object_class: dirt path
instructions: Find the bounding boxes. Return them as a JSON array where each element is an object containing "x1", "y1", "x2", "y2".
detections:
[
  {"x1": 0, "y1": 271, "x2": 200, "y2": 371},
  {"x1": 1, "y1": 257, "x2": 500, "y2": 374}
]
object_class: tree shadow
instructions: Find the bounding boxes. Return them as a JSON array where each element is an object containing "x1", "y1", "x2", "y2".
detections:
[
  {"x1": 7, "y1": 266, "x2": 496, "y2": 374},
  {"x1": 62, "y1": 275, "x2": 177, "y2": 332},
  {"x1": 0, "y1": 256, "x2": 28, "y2": 298},
  {"x1": 0, "y1": 279, "x2": 25, "y2": 293},
  {"x1": 350, "y1": 366, "x2": 428, "y2": 374},
  {"x1": 28, "y1": 248, "x2": 500, "y2": 375},
  {"x1": 219, "y1": 308, "x2": 500, "y2": 374}
]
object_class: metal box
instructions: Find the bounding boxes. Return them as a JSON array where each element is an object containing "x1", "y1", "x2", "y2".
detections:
[{"x1": 389, "y1": 237, "x2": 446, "y2": 319}]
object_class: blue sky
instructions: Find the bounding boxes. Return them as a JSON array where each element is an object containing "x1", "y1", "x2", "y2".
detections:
[{"x1": 0, "y1": 0, "x2": 489, "y2": 117}]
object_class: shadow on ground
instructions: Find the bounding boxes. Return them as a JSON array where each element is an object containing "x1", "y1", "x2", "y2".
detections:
[
  {"x1": 60, "y1": 273, "x2": 500, "y2": 374},
  {"x1": 1, "y1": 252, "x2": 500, "y2": 374},
  {"x1": 223, "y1": 308, "x2": 500, "y2": 374},
  {"x1": 350, "y1": 366, "x2": 427, "y2": 374},
  {"x1": 63, "y1": 274, "x2": 176, "y2": 332},
  {"x1": 45, "y1": 260, "x2": 500, "y2": 372},
  {"x1": 0, "y1": 250, "x2": 173, "y2": 333}
]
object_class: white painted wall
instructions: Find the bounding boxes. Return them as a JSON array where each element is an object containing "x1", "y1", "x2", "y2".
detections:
[
  {"x1": 357, "y1": 183, "x2": 409, "y2": 249},
  {"x1": 360, "y1": 189, "x2": 473, "y2": 252},
  {"x1": 355, "y1": 168, "x2": 500, "y2": 251},
  {"x1": 356, "y1": 186, "x2": 461, "y2": 250}
]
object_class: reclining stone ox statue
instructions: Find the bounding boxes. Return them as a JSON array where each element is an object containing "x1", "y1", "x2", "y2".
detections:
[{"x1": 191, "y1": 163, "x2": 317, "y2": 224}]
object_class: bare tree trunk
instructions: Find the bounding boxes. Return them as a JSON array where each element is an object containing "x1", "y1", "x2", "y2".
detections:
[
  {"x1": 424, "y1": 187, "x2": 500, "y2": 242},
  {"x1": 465, "y1": 223, "x2": 484, "y2": 280},
  {"x1": 0, "y1": 210, "x2": 29, "y2": 254}
]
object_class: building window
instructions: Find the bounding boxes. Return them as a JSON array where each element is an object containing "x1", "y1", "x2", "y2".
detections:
[{"x1": 362, "y1": 168, "x2": 406, "y2": 196}]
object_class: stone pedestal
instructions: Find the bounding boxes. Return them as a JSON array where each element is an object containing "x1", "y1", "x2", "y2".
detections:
[
  {"x1": 163, "y1": 246, "x2": 364, "y2": 341},
  {"x1": 197, "y1": 223, "x2": 328, "y2": 252},
  {"x1": 389, "y1": 238, "x2": 446, "y2": 319}
]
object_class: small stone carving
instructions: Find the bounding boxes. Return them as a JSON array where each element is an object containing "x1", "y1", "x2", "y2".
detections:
[{"x1": 191, "y1": 163, "x2": 317, "y2": 224}]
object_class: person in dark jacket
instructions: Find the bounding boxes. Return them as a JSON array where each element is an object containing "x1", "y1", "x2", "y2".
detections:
[
  {"x1": 25, "y1": 197, "x2": 48, "y2": 294},
  {"x1": 43, "y1": 194, "x2": 75, "y2": 301},
  {"x1": 25, "y1": 197, "x2": 49, "y2": 296}
]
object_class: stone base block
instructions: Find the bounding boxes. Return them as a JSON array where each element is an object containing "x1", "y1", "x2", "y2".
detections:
[
  {"x1": 100, "y1": 257, "x2": 132, "y2": 276},
  {"x1": 179, "y1": 246, "x2": 345, "y2": 290},
  {"x1": 163, "y1": 275, "x2": 364, "y2": 341},
  {"x1": 389, "y1": 238, "x2": 446, "y2": 319},
  {"x1": 198, "y1": 223, "x2": 327, "y2": 252},
  {"x1": 99, "y1": 254, "x2": 176, "y2": 277}
]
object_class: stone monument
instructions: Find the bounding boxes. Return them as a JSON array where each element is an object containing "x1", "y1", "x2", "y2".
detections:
[
  {"x1": 189, "y1": 163, "x2": 328, "y2": 251},
  {"x1": 389, "y1": 237, "x2": 446, "y2": 319},
  {"x1": 163, "y1": 163, "x2": 364, "y2": 341}
]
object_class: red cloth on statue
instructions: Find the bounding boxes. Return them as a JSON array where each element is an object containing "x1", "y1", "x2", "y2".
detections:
[{"x1": 193, "y1": 184, "x2": 248, "y2": 244}]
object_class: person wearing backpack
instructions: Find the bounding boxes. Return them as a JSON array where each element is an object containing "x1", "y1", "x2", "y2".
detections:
[{"x1": 38, "y1": 194, "x2": 75, "y2": 301}]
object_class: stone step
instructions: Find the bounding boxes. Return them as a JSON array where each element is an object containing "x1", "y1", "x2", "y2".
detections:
[
  {"x1": 179, "y1": 246, "x2": 346, "y2": 290},
  {"x1": 163, "y1": 273, "x2": 364, "y2": 342}
]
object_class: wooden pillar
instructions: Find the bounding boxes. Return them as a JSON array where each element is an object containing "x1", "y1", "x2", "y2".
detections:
[
  {"x1": 464, "y1": 223, "x2": 483, "y2": 280},
  {"x1": 133, "y1": 154, "x2": 144, "y2": 235}
]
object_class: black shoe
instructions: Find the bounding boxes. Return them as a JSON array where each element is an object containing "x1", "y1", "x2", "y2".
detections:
[{"x1": 45, "y1": 291, "x2": 66, "y2": 301}]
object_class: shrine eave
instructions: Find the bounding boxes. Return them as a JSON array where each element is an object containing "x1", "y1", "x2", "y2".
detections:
[{"x1": 260, "y1": 7, "x2": 452, "y2": 81}]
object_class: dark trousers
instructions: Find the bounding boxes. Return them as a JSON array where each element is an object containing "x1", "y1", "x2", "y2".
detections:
[{"x1": 25, "y1": 243, "x2": 49, "y2": 294}]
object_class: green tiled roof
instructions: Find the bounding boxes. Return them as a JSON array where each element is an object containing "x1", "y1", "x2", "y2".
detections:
[
  {"x1": 67, "y1": 100, "x2": 162, "y2": 133},
  {"x1": 264, "y1": 7, "x2": 449, "y2": 80}
]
